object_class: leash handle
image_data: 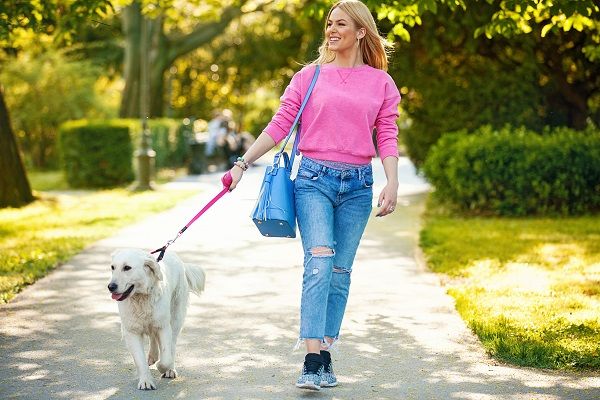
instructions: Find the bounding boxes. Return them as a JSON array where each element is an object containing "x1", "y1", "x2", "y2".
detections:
[
  {"x1": 152, "y1": 171, "x2": 232, "y2": 261},
  {"x1": 221, "y1": 170, "x2": 233, "y2": 188}
]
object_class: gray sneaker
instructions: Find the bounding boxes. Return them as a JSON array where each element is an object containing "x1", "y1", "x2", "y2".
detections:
[
  {"x1": 296, "y1": 364, "x2": 323, "y2": 390},
  {"x1": 320, "y1": 350, "x2": 338, "y2": 387},
  {"x1": 296, "y1": 354, "x2": 324, "y2": 391},
  {"x1": 321, "y1": 361, "x2": 338, "y2": 387}
]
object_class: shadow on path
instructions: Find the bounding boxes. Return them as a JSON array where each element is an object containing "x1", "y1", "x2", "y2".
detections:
[{"x1": 1, "y1": 159, "x2": 599, "y2": 399}]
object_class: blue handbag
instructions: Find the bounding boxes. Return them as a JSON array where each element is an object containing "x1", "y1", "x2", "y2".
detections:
[{"x1": 251, "y1": 65, "x2": 320, "y2": 238}]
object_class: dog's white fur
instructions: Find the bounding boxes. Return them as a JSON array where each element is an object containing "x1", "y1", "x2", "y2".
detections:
[{"x1": 108, "y1": 248, "x2": 205, "y2": 390}]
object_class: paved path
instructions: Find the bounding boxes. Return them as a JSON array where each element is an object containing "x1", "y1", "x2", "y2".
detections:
[{"x1": 1, "y1": 157, "x2": 599, "y2": 400}]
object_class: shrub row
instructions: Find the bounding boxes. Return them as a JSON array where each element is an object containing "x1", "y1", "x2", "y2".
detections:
[
  {"x1": 422, "y1": 125, "x2": 600, "y2": 216},
  {"x1": 58, "y1": 119, "x2": 192, "y2": 188},
  {"x1": 58, "y1": 120, "x2": 134, "y2": 188},
  {"x1": 126, "y1": 118, "x2": 191, "y2": 170}
]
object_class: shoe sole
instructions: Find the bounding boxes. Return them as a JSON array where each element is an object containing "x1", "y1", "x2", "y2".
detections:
[
  {"x1": 296, "y1": 382, "x2": 321, "y2": 391},
  {"x1": 321, "y1": 381, "x2": 338, "y2": 387}
]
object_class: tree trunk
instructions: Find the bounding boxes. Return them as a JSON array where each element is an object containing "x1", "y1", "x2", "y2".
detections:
[
  {"x1": 549, "y1": 57, "x2": 589, "y2": 129},
  {"x1": 0, "y1": 85, "x2": 34, "y2": 208},
  {"x1": 120, "y1": 4, "x2": 170, "y2": 118},
  {"x1": 119, "y1": 2, "x2": 142, "y2": 118},
  {"x1": 539, "y1": 31, "x2": 591, "y2": 130},
  {"x1": 119, "y1": 1, "x2": 248, "y2": 118},
  {"x1": 569, "y1": 101, "x2": 589, "y2": 130},
  {"x1": 148, "y1": 16, "x2": 168, "y2": 117}
]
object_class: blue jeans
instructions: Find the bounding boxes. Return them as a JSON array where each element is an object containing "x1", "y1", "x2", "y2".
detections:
[{"x1": 294, "y1": 157, "x2": 373, "y2": 343}]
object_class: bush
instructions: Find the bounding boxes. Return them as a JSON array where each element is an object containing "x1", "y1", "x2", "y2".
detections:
[
  {"x1": 58, "y1": 120, "x2": 134, "y2": 188},
  {"x1": 127, "y1": 119, "x2": 191, "y2": 169},
  {"x1": 423, "y1": 125, "x2": 600, "y2": 215}
]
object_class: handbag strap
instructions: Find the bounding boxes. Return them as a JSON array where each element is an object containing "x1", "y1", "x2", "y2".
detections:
[{"x1": 274, "y1": 65, "x2": 321, "y2": 166}]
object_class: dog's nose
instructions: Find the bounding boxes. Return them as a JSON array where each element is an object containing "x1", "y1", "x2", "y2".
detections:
[{"x1": 108, "y1": 282, "x2": 118, "y2": 293}]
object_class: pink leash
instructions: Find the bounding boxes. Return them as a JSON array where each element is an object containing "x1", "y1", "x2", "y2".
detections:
[{"x1": 151, "y1": 171, "x2": 233, "y2": 261}]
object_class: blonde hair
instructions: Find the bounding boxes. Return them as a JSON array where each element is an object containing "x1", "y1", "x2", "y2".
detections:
[{"x1": 312, "y1": 0, "x2": 393, "y2": 71}]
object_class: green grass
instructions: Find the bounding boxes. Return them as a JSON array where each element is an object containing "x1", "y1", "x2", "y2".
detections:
[
  {"x1": 420, "y1": 197, "x2": 600, "y2": 369},
  {"x1": 0, "y1": 187, "x2": 196, "y2": 303},
  {"x1": 27, "y1": 168, "x2": 187, "y2": 191},
  {"x1": 27, "y1": 170, "x2": 70, "y2": 191}
]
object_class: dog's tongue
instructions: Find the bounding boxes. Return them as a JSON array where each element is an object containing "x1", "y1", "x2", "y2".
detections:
[{"x1": 111, "y1": 293, "x2": 122, "y2": 300}]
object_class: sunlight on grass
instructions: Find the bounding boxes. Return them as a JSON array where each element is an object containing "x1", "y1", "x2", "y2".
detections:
[
  {"x1": 27, "y1": 168, "x2": 187, "y2": 192},
  {"x1": 0, "y1": 188, "x2": 196, "y2": 303},
  {"x1": 420, "y1": 197, "x2": 600, "y2": 369},
  {"x1": 27, "y1": 170, "x2": 70, "y2": 191}
]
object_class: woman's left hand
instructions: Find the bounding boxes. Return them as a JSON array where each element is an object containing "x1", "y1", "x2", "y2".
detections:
[{"x1": 376, "y1": 182, "x2": 399, "y2": 217}]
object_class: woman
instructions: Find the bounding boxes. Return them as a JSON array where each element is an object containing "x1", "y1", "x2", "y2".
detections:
[{"x1": 228, "y1": 0, "x2": 400, "y2": 390}]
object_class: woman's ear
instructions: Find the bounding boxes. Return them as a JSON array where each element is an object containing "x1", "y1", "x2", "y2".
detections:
[
  {"x1": 357, "y1": 28, "x2": 366, "y2": 40},
  {"x1": 144, "y1": 257, "x2": 164, "y2": 281}
]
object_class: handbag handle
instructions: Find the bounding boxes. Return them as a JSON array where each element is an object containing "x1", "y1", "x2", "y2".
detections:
[{"x1": 273, "y1": 65, "x2": 321, "y2": 166}]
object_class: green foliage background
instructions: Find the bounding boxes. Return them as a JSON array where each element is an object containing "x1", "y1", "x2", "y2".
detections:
[
  {"x1": 1, "y1": 49, "x2": 113, "y2": 169},
  {"x1": 2, "y1": 0, "x2": 600, "y2": 179},
  {"x1": 386, "y1": 1, "x2": 600, "y2": 166}
]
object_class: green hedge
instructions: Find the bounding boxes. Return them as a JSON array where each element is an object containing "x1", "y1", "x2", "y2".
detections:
[
  {"x1": 423, "y1": 125, "x2": 600, "y2": 216},
  {"x1": 127, "y1": 118, "x2": 191, "y2": 169},
  {"x1": 58, "y1": 120, "x2": 134, "y2": 188}
]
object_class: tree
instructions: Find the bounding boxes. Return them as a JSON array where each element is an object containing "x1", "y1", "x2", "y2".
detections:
[
  {"x1": 0, "y1": 85, "x2": 33, "y2": 207},
  {"x1": 367, "y1": 0, "x2": 599, "y2": 125},
  {"x1": 118, "y1": 0, "x2": 274, "y2": 118},
  {"x1": 166, "y1": 6, "x2": 319, "y2": 132},
  {"x1": 474, "y1": 0, "x2": 600, "y2": 128},
  {"x1": 388, "y1": 3, "x2": 551, "y2": 164},
  {"x1": 359, "y1": 0, "x2": 600, "y2": 165},
  {"x1": 0, "y1": 0, "x2": 112, "y2": 207},
  {"x1": 2, "y1": 50, "x2": 106, "y2": 169}
]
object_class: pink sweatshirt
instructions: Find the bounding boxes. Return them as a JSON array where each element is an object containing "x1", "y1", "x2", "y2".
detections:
[{"x1": 265, "y1": 64, "x2": 401, "y2": 164}]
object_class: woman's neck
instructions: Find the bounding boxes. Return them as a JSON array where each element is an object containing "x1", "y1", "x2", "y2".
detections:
[{"x1": 330, "y1": 49, "x2": 364, "y2": 68}]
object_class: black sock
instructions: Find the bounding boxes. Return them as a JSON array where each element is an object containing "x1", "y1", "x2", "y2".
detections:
[
  {"x1": 320, "y1": 350, "x2": 331, "y2": 370},
  {"x1": 304, "y1": 353, "x2": 323, "y2": 373}
]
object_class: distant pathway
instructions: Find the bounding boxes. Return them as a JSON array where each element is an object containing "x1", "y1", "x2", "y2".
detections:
[{"x1": 1, "y1": 156, "x2": 598, "y2": 399}]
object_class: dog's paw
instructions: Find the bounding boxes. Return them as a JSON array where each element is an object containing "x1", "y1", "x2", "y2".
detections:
[
  {"x1": 156, "y1": 361, "x2": 172, "y2": 374},
  {"x1": 157, "y1": 361, "x2": 177, "y2": 378},
  {"x1": 147, "y1": 354, "x2": 158, "y2": 366},
  {"x1": 161, "y1": 368, "x2": 177, "y2": 379},
  {"x1": 137, "y1": 375, "x2": 156, "y2": 390}
]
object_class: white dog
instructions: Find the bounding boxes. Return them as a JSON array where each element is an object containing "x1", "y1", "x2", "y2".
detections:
[{"x1": 108, "y1": 248, "x2": 205, "y2": 390}]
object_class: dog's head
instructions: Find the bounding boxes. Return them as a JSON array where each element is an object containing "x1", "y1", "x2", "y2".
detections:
[{"x1": 108, "y1": 248, "x2": 164, "y2": 301}]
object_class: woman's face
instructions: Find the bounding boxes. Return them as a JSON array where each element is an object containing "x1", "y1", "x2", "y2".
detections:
[{"x1": 326, "y1": 7, "x2": 362, "y2": 53}]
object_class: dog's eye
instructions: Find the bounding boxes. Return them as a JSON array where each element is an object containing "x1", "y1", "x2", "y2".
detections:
[
  {"x1": 123, "y1": 265, "x2": 132, "y2": 271},
  {"x1": 111, "y1": 265, "x2": 115, "y2": 270}
]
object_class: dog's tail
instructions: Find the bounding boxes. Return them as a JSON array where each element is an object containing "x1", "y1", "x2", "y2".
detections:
[{"x1": 184, "y1": 264, "x2": 206, "y2": 296}]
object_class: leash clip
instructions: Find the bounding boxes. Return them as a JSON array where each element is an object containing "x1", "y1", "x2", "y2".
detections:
[{"x1": 151, "y1": 239, "x2": 173, "y2": 262}]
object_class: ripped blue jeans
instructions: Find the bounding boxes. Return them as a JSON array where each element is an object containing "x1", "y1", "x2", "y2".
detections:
[{"x1": 294, "y1": 157, "x2": 373, "y2": 344}]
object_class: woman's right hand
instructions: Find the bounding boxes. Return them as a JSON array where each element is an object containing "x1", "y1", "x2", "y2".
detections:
[
  {"x1": 226, "y1": 130, "x2": 277, "y2": 191},
  {"x1": 228, "y1": 165, "x2": 244, "y2": 191}
]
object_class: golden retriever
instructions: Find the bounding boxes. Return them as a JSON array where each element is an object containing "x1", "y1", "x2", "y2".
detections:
[{"x1": 108, "y1": 248, "x2": 205, "y2": 390}]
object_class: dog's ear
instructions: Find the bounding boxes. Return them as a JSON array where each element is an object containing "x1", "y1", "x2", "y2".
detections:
[{"x1": 144, "y1": 257, "x2": 164, "y2": 281}]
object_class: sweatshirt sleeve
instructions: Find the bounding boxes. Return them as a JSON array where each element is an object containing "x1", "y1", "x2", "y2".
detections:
[
  {"x1": 264, "y1": 70, "x2": 303, "y2": 144},
  {"x1": 375, "y1": 76, "x2": 401, "y2": 161}
]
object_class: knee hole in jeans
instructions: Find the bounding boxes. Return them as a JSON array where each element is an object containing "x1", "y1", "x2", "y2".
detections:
[
  {"x1": 309, "y1": 246, "x2": 334, "y2": 257},
  {"x1": 307, "y1": 247, "x2": 334, "y2": 275}
]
